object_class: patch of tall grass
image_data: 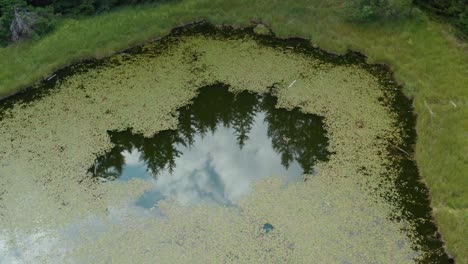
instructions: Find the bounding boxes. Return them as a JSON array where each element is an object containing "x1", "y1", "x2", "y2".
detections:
[{"x1": 0, "y1": 0, "x2": 466, "y2": 261}]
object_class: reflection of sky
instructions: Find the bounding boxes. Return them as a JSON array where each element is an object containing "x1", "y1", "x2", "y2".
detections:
[{"x1": 119, "y1": 112, "x2": 302, "y2": 208}]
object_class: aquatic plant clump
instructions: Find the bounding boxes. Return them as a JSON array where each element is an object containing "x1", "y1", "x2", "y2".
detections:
[{"x1": 0, "y1": 23, "x2": 450, "y2": 262}]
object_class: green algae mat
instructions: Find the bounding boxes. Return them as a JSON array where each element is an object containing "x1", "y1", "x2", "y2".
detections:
[{"x1": 0, "y1": 23, "x2": 452, "y2": 263}]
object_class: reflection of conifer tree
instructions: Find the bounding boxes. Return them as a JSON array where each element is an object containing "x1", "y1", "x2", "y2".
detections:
[
  {"x1": 177, "y1": 109, "x2": 196, "y2": 147},
  {"x1": 108, "y1": 129, "x2": 143, "y2": 152},
  {"x1": 90, "y1": 129, "x2": 185, "y2": 179},
  {"x1": 89, "y1": 146, "x2": 126, "y2": 179},
  {"x1": 231, "y1": 91, "x2": 259, "y2": 148},
  {"x1": 90, "y1": 84, "x2": 331, "y2": 180},
  {"x1": 261, "y1": 95, "x2": 297, "y2": 168},
  {"x1": 261, "y1": 94, "x2": 330, "y2": 174},
  {"x1": 187, "y1": 86, "x2": 235, "y2": 136},
  {"x1": 88, "y1": 129, "x2": 137, "y2": 178},
  {"x1": 140, "y1": 130, "x2": 184, "y2": 176}
]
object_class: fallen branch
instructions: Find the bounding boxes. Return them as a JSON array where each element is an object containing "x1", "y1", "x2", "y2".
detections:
[
  {"x1": 396, "y1": 146, "x2": 410, "y2": 156},
  {"x1": 287, "y1": 79, "x2": 297, "y2": 89},
  {"x1": 47, "y1": 74, "x2": 56, "y2": 81}
]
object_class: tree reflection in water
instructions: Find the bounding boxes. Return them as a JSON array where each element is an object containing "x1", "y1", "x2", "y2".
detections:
[{"x1": 89, "y1": 84, "x2": 331, "y2": 183}]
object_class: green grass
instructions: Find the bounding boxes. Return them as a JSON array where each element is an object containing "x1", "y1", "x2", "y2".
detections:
[{"x1": 0, "y1": 0, "x2": 467, "y2": 261}]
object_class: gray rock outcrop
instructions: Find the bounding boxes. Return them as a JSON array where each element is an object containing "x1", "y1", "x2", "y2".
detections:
[{"x1": 10, "y1": 8, "x2": 36, "y2": 42}]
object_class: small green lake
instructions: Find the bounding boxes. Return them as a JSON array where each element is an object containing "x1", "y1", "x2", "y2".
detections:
[{"x1": 0, "y1": 22, "x2": 452, "y2": 263}]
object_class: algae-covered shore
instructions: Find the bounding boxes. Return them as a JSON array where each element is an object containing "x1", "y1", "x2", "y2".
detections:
[{"x1": 0, "y1": 23, "x2": 451, "y2": 262}]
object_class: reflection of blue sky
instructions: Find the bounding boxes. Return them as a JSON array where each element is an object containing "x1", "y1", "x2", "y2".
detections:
[{"x1": 120, "y1": 112, "x2": 302, "y2": 208}]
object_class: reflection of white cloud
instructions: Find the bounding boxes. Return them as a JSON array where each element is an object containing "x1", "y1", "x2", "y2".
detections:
[
  {"x1": 0, "y1": 230, "x2": 66, "y2": 263},
  {"x1": 0, "y1": 205, "x2": 158, "y2": 263},
  {"x1": 122, "y1": 148, "x2": 143, "y2": 166},
  {"x1": 131, "y1": 112, "x2": 303, "y2": 207}
]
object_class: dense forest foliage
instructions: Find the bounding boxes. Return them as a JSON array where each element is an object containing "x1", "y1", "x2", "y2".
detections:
[
  {"x1": 0, "y1": 0, "x2": 170, "y2": 45},
  {"x1": 414, "y1": 0, "x2": 467, "y2": 38}
]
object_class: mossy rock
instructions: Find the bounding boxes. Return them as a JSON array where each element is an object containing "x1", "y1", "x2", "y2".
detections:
[{"x1": 253, "y1": 23, "x2": 271, "y2": 35}]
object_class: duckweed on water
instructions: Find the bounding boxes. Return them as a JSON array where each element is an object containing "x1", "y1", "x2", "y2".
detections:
[
  {"x1": 88, "y1": 84, "x2": 330, "y2": 207},
  {"x1": 0, "y1": 23, "x2": 451, "y2": 263}
]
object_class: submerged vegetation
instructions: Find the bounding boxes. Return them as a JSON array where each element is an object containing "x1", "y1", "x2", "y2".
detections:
[{"x1": 0, "y1": 0, "x2": 466, "y2": 262}]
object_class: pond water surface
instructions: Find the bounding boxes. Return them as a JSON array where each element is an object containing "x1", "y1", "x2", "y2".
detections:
[
  {"x1": 0, "y1": 22, "x2": 453, "y2": 263},
  {"x1": 89, "y1": 84, "x2": 330, "y2": 208}
]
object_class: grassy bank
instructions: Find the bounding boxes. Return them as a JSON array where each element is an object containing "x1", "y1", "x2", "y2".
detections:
[{"x1": 0, "y1": 0, "x2": 466, "y2": 261}]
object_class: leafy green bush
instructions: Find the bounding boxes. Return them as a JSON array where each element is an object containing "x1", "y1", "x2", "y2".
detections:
[
  {"x1": 346, "y1": 0, "x2": 413, "y2": 22},
  {"x1": 30, "y1": 5, "x2": 56, "y2": 38}
]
